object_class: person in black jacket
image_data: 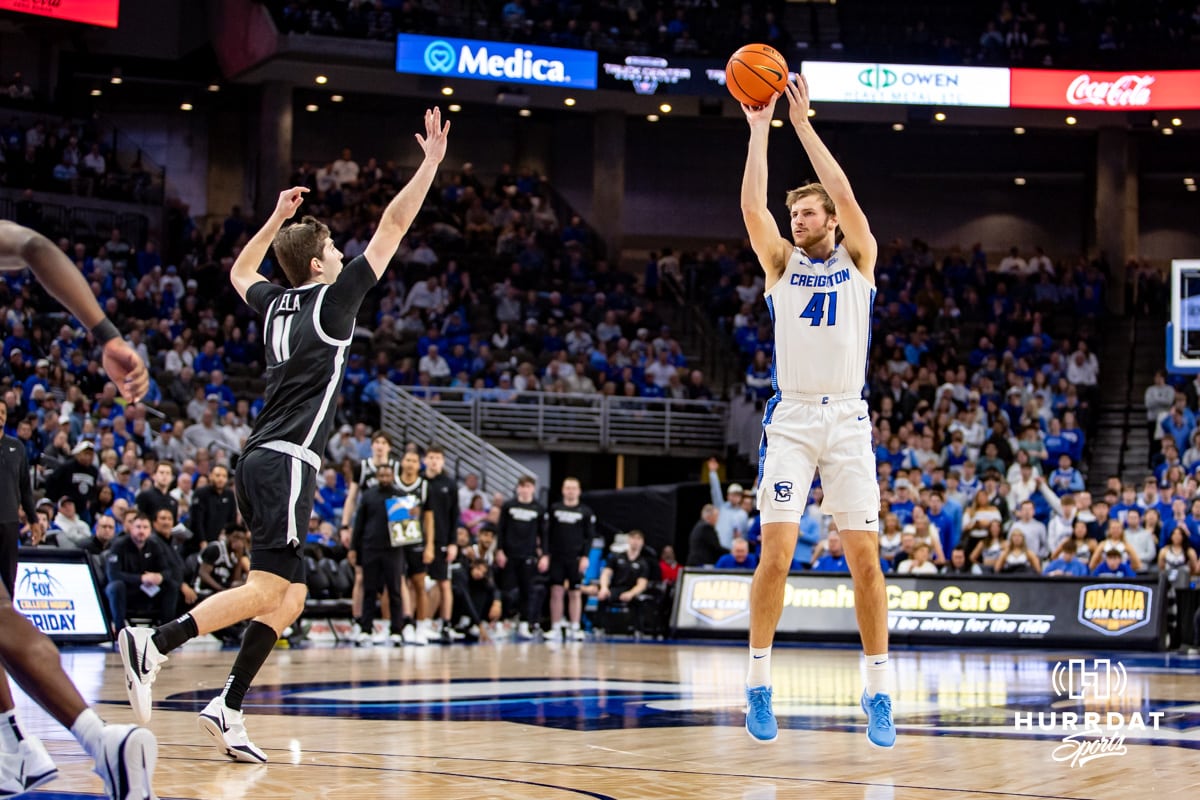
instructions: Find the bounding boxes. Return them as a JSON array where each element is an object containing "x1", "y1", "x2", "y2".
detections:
[
  {"x1": 104, "y1": 513, "x2": 180, "y2": 633},
  {"x1": 687, "y1": 504, "x2": 726, "y2": 567},
  {"x1": 189, "y1": 464, "x2": 237, "y2": 556},
  {"x1": 134, "y1": 462, "x2": 178, "y2": 524},
  {"x1": 421, "y1": 445, "x2": 460, "y2": 642},
  {"x1": 496, "y1": 475, "x2": 546, "y2": 639},
  {"x1": 150, "y1": 508, "x2": 196, "y2": 618},
  {"x1": 44, "y1": 440, "x2": 99, "y2": 521},
  {"x1": 350, "y1": 463, "x2": 406, "y2": 646},
  {"x1": 0, "y1": 402, "x2": 41, "y2": 582}
]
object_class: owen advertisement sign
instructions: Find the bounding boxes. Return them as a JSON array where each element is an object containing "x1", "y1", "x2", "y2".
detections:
[
  {"x1": 672, "y1": 571, "x2": 1166, "y2": 649},
  {"x1": 799, "y1": 61, "x2": 1011, "y2": 107},
  {"x1": 396, "y1": 34, "x2": 597, "y2": 90}
]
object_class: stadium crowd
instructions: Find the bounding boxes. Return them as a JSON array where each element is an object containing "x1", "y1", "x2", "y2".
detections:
[{"x1": 261, "y1": 0, "x2": 1200, "y2": 68}]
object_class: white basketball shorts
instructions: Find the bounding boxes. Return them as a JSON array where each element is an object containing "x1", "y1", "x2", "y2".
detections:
[{"x1": 756, "y1": 393, "x2": 881, "y2": 531}]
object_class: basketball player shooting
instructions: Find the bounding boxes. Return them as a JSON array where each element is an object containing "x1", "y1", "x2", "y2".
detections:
[
  {"x1": 120, "y1": 108, "x2": 450, "y2": 762},
  {"x1": 0, "y1": 221, "x2": 157, "y2": 799},
  {"x1": 739, "y1": 76, "x2": 894, "y2": 748}
]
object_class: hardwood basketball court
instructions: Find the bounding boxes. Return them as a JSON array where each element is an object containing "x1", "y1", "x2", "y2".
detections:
[{"x1": 18, "y1": 640, "x2": 1200, "y2": 799}]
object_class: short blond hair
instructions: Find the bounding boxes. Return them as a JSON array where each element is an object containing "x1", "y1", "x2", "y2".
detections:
[{"x1": 785, "y1": 183, "x2": 836, "y2": 216}]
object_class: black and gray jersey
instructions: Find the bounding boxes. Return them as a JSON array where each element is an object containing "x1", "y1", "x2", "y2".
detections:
[{"x1": 242, "y1": 255, "x2": 375, "y2": 468}]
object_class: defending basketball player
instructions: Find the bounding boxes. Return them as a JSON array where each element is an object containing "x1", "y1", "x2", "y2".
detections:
[
  {"x1": 119, "y1": 108, "x2": 450, "y2": 762},
  {"x1": 739, "y1": 76, "x2": 894, "y2": 747},
  {"x1": 0, "y1": 221, "x2": 157, "y2": 799}
]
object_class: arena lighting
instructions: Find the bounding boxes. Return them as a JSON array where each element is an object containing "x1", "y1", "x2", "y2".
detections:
[
  {"x1": 441, "y1": 86, "x2": 454, "y2": 96},
  {"x1": 110, "y1": 71, "x2": 123, "y2": 85},
  {"x1": 90, "y1": 89, "x2": 102, "y2": 97},
  {"x1": 1163, "y1": 127, "x2": 1175, "y2": 135},
  {"x1": 207, "y1": 84, "x2": 220, "y2": 93},
  {"x1": 518, "y1": 108, "x2": 532, "y2": 117},
  {"x1": 659, "y1": 103, "x2": 672, "y2": 113},
  {"x1": 305, "y1": 104, "x2": 319, "y2": 112},
  {"x1": 933, "y1": 111, "x2": 946, "y2": 121},
  {"x1": 315, "y1": 75, "x2": 328, "y2": 85},
  {"x1": 892, "y1": 122, "x2": 904, "y2": 131},
  {"x1": 1065, "y1": 116, "x2": 1077, "y2": 125},
  {"x1": 1172, "y1": 117, "x2": 1183, "y2": 126},
  {"x1": 646, "y1": 114, "x2": 660, "y2": 122},
  {"x1": 564, "y1": 97, "x2": 576, "y2": 106},
  {"x1": 1189, "y1": 185, "x2": 1198, "y2": 192},
  {"x1": 1014, "y1": 177, "x2": 1027, "y2": 185},
  {"x1": 179, "y1": 103, "x2": 193, "y2": 111},
  {"x1": 1186, "y1": 178, "x2": 1196, "y2": 185},
  {"x1": 770, "y1": 119, "x2": 784, "y2": 128},
  {"x1": 807, "y1": 108, "x2": 816, "y2": 117},
  {"x1": 331, "y1": 95, "x2": 344, "y2": 103},
  {"x1": 448, "y1": 104, "x2": 462, "y2": 112},
  {"x1": 1013, "y1": 126, "x2": 1026, "y2": 134}
]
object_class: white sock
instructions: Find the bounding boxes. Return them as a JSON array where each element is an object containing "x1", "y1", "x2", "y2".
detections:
[
  {"x1": 747, "y1": 646, "x2": 772, "y2": 688},
  {"x1": 0, "y1": 710, "x2": 21, "y2": 753},
  {"x1": 69, "y1": 708, "x2": 105, "y2": 761},
  {"x1": 863, "y1": 652, "x2": 894, "y2": 697}
]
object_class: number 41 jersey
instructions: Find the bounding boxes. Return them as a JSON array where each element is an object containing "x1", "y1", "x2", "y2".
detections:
[{"x1": 764, "y1": 243, "x2": 874, "y2": 397}]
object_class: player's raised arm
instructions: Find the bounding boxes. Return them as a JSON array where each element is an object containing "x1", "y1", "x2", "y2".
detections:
[
  {"x1": 363, "y1": 107, "x2": 450, "y2": 280},
  {"x1": 0, "y1": 220, "x2": 148, "y2": 402},
  {"x1": 230, "y1": 187, "x2": 308, "y2": 302},
  {"x1": 740, "y1": 95, "x2": 793, "y2": 288},
  {"x1": 785, "y1": 76, "x2": 878, "y2": 278}
]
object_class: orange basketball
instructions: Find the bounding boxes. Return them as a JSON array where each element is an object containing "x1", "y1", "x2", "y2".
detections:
[{"x1": 725, "y1": 44, "x2": 789, "y2": 108}]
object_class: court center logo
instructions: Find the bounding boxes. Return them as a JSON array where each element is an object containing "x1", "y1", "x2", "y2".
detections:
[
  {"x1": 1013, "y1": 658, "x2": 1163, "y2": 767},
  {"x1": 424, "y1": 40, "x2": 457, "y2": 73}
]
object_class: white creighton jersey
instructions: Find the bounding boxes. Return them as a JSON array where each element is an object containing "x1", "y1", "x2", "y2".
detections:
[{"x1": 764, "y1": 244, "x2": 874, "y2": 397}]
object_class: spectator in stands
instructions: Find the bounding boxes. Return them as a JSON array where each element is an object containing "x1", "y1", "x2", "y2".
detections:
[
  {"x1": 898, "y1": 543, "x2": 938, "y2": 575},
  {"x1": 941, "y1": 546, "x2": 980, "y2": 575},
  {"x1": 1092, "y1": 548, "x2": 1136, "y2": 578},
  {"x1": 715, "y1": 539, "x2": 757, "y2": 570},
  {"x1": 995, "y1": 529, "x2": 1040, "y2": 575},
  {"x1": 686, "y1": 504, "x2": 724, "y2": 566},
  {"x1": 1042, "y1": 539, "x2": 1090, "y2": 577},
  {"x1": 103, "y1": 512, "x2": 179, "y2": 632},
  {"x1": 1123, "y1": 509, "x2": 1158, "y2": 570},
  {"x1": 1158, "y1": 526, "x2": 1198, "y2": 582},
  {"x1": 188, "y1": 464, "x2": 235, "y2": 554},
  {"x1": 811, "y1": 531, "x2": 849, "y2": 573},
  {"x1": 1090, "y1": 519, "x2": 1143, "y2": 572},
  {"x1": 706, "y1": 458, "x2": 747, "y2": 549},
  {"x1": 970, "y1": 520, "x2": 1007, "y2": 570},
  {"x1": 135, "y1": 462, "x2": 178, "y2": 522},
  {"x1": 659, "y1": 545, "x2": 680, "y2": 585},
  {"x1": 50, "y1": 497, "x2": 91, "y2": 548},
  {"x1": 1145, "y1": 370, "x2": 1176, "y2": 449},
  {"x1": 44, "y1": 440, "x2": 98, "y2": 518},
  {"x1": 1008, "y1": 500, "x2": 1049, "y2": 559}
]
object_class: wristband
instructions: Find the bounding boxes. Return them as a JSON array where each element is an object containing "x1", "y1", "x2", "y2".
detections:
[{"x1": 91, "y1": 318, "x2": 120, "y2": 344}]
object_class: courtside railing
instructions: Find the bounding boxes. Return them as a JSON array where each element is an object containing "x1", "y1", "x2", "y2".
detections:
[{"x1": 382, "y1": 382, "x2": 727, "y2": 457}]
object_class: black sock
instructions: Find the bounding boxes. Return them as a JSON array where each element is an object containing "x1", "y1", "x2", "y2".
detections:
[
  {"x1": 221, "y1": 621, "x2": 278, "y2": 712},
  {"x1": 152, "y1": 613, "x2": 198, "y2": 655}
]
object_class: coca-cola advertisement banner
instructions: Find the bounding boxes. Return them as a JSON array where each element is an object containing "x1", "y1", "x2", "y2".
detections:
[{"x1": 1011, "y1": 68, "x2": 1200, "y2": 110}]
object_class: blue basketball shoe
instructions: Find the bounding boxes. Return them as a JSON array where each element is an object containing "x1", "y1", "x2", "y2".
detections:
[
  {"x1": 860, "y1": 691, "x2": 896, "y2": 748},
  {"x1": 745, "y1": 685, "x2": 778, "y2": 743}
]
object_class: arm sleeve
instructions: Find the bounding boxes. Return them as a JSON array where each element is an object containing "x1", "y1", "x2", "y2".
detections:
[
  {"x1": 496, "y1": 504, "x2": 508, "y2": 552},
  {"x1": 351, "y1": 494, "x2": 367, "y2": 553},
  {"x1": 245, "y1": 282, "x2": 284, "y2": 316},
  {"x1": 708, "y1": 469, "x2": 722, "y2": 507},
  {"x1": 581, "y1": 508, "x2": 596, "y2": 558},
  {"x1": 320, "y1": 256, "x2": 377, "y2": 340}
]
